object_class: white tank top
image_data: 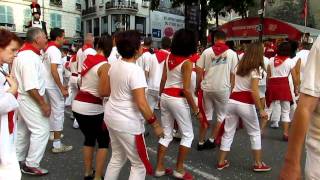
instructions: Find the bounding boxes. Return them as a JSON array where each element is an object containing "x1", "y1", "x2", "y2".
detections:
[{"x1": 164, "y1": 59, "x2": 186, "y2": 89}]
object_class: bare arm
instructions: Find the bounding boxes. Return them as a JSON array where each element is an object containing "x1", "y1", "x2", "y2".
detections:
[
  {"x1": 295, "y1": 59, "x2": 301, "y2": 86},
  {"x1": 196, "y1": 65, "x2": 204, "y2": 93},
  {"x1": 251, "y1": 78, "x2": 263, "y2": 111},
  {"x1": 182, "y1": 60, "x2": 198, "y2": 113},
  {"x1": 159, "y1": 64, "x2": 167, "y2": 96},
  {"x1": 280, "y1": 93, "x2": 318, "y2": 179},
  {"x1": 267, "y1": 65, "x2": 271, "y2": 79},
  {"x1": 230, "y1": 73, "x2": 235, "y2": 91},
  {"x1": 27, "y1": 89, "x2": 50, "y2": 117},
  {"x1": 291, "y1": 67, "x2": 299, "y2": 96},
  {"x1": 98, "y1": 63, "x2": 111, "y2": 97}
]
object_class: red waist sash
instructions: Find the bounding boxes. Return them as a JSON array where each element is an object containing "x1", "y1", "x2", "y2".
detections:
[
  {"x1": 266, "y1": 77, "x2": 292, "y2": 107},
  {"x1": 75, "y1": 91, "x2": 102, "y2": 105},
  {"x1": 230, "y1": 91, "x2": 254, "y2": 104},
  {"x1": 163, "y1": 88, "x2": 184, "y2": 97}
]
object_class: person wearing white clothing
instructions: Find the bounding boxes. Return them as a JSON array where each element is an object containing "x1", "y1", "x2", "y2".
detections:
[
  {"x1": 293, "y1": 42, "x2": 311, "y2": 84},
  {"x1": 108, "y1": 34, "x2": 121, "y2": 64},
  {"x1": 43, "y1": 28, "x2": 73, "y2": 153},
  {"x1": 196, "y1": 31, "x2": 238, "y2": 150},
  {"x1": 146, "y1": 37, "x2": 171, "y2": 111},
  {"x1": 13, "y1": 28, "x2": 51, "y2": 176},
  {"x1": 155, "y1": 29, "x2": 203, "y2": 180},
  {"x1": 217, "y1": 42, "x2": 271, "y2": 172},
  {"x1": 0, "y1": 29, "x2": 22, "y2": 180},
  {"x1": 280, "y1": 36, "x2": 320, "y2": 180},
  {"x1": 136, "y1": 37, "x2": 153, "y2": 79},
  {"x1": 104, "y1": 30, "x2": 163, "y2": 180},
  {"x1": 266, "y1": 42, "x2": 299, "y2": 141}
]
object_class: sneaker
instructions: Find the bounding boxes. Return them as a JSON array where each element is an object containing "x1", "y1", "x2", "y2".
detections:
[
  {"x1": 21, "y1": 165, "x2": 49, "y2": 176},
  {"x1": 197, "y1": 139, "x2": 216, "y2": 151},
  {"x1": 52, "y1": 143, "x2": 73, "y2": 153},
  {"x1": 270, "y1": 122, "x2": 279, "y2": 129},
  {"x1": 216, "y1": 160, "x2": 230, "y2": 170},
  {"x1": 73, "y1": 119, "x2": 79, "y2": 129},
  {"x1": 49, "y1": 132, "x2": 64, "y2": 141},
  {"x1": 253, "y1": 162, "x2": 272, "y2": 172},
  {"x1": 84, "y1": 170, "x2": 95, "y2": 180},
  {"x1": 173, "y1": 170, "x2": 193, "y2": 180}
]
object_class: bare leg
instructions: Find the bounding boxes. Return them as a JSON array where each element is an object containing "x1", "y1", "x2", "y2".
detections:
[
  {"x1": 83, "y1": 146, "x2": 94, "y2": 176},
  {"x1": 252, "y1": 149, "x2": 263, "y2": 166},
  {"x1": 210, "y1": 121, "x2": 222, "y2": 140},
  {"x1": 217, "y1": 150, "x2": 228, "y2": 165},
  {"x1": 283, "y1": 122, "x2": 290, "y2": 136},
  {"x1": 176, "y1": 145, "x2": 190, "y2": 173},
  {"x1": 94, "y1": 148, "x2": 108, "y2": 179},
  {"x1": 198, "y1": 125, "x2": 208, "y2": 143},
  {"x1": 155, "y1": 144, "x2": 168, "y2": 172}
]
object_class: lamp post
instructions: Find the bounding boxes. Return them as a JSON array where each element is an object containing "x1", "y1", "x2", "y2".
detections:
[{"x1": 258, "y1": 0, "x2": 265, "y2": 42}]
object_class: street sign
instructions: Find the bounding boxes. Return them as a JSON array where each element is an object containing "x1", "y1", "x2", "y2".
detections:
[{"x1": 152, "y1": 29, "x2": 161, "y2": 38}]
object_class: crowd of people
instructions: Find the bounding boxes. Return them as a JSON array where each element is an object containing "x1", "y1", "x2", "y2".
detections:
[{"x1": 0, "y1": 25, "x2": 319, "y2": 180}]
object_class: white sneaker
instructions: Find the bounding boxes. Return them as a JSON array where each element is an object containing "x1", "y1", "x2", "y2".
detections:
[
  {"x1": 52, "y1": 143, "x2": 73, "y2": 153},
  {"x1": 49, "y1": 132, "x2": 64, "y2": 141},
  {"x1": 73, "y1": 119, "x2": 79, "y2": 129},
  {"x1": 270, "y1": 122, "x2": 279, "y2": 129}
]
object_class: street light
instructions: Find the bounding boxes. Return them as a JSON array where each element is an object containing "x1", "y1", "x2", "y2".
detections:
[{"x1": 258, "y1": 0, "x2": 265, "y2": 42}]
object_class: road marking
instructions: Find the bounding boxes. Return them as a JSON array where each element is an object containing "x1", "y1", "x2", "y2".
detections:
[{"x1": 147, "y1": 147, "x2": 220, "y2": 180}]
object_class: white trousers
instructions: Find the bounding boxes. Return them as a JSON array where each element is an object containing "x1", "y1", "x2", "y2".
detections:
[
  {"x1": 0, "y1": 152, "x2": 21, "y2": 180},
  {"x1": 204, "y1": 90, "x2": 230, "y2": 122},
  {"x1": 305, "y1": 145, "x2": 320, "y2": 180},
  {"x1": 220, "y1": 102, "x2": 261, "y2": 151},
  {"x1": 159, "y1": 94, "x2": 194, "y2": 148},
  {"x1": 15, "y1": 95, "x2": 49, "y2": 167},
  {"x1": 105, "y1": 128, "x2": 146, "y2": 180},
  {"x1": 269, "y1": 101, "x2": 291, "y2": 123},
  {"x1": 146, "y1": 89, "x2": 159, "y2": 112},
  {"x1": 46, "y1": 88, "x2": 65, "y2": 131}
]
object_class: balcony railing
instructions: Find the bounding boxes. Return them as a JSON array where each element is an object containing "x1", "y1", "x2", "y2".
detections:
[
  {"x1": 105, "y1": 1, "x2": 138, "y2": 12},
  {"x1": 82, "y1": 6, "x2": 97, "y2": 15},
  {"x1": 0, "y1": 23, "x2": 16, "y2": 32},
  {"x1": 76, "y1": 3, "x2": 81, "y2": 11},
  {"x1": 50, "y1": 0, "x2": 63, "y2": 7}
]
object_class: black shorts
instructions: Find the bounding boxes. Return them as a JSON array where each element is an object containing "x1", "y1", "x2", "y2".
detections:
[{"x1": 73, "y1": 112, "x2": 110, "y2": 148}]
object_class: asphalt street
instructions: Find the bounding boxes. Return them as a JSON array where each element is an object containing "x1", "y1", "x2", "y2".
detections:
[{"x1": 22, "y1": 108, "x2": 306, "y2": 180}]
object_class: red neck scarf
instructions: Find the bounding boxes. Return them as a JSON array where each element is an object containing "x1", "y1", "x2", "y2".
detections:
[
  {"x1": 19, "y1": 43, "x2": 41, "y2": 55},
  {"x1": 44, "y1": 41, "x2": 60, "y2": 52},
  {"x1": 82, "y1": 44, "x2": 93, "y2": 51},
  {"x1": 274, "y1": 56, "x2": 289, "y2": 67},
  {"x1": 212, "y1": 42, "x2": 229, "y2": 56},
  {"x1": 70, "y1": 54, "x2": 77, "y2": 62},
  {"x1": 189, "y1": 53, "x2": 200, "y2": 63},
  {"x1": 142, "y1": 47, "x2": 149, "y2": 54},
  {"x1": 155, "y1": 49, "x2": 170, "y2": 64},
  {"x1": 167, "y1": 54, "x2": 188, "y2": 70},
  {"x1": 81, "y1": 54, "x2": 107, "y2": 76}
]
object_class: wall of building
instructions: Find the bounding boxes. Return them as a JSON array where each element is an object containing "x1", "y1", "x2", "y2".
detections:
[{"x1": 0, "y1": 0, "x2": 81, "y2": 38}]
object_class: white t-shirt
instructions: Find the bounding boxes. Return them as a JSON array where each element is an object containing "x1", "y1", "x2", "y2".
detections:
[
  {"x1": 108, "y1": 47, "x2": 121, "y2": 64},
  {"x1": 300, "y1": 36, "x2": 320, "y2": 149},
  {"x1": 197, "y1": 47, "x2": 238, "y2": 92},
  {"x1": 72, "y1": 61, "x2": 107, "y2": 115},
  {"x1": 137, "y1": 51, "x2": 153, "y2": 73},
  {"x1": 13, "y1": 50, "x2": 46, "y2": 96},
  {"x1": 43, "y1": 46, "x2": 63, "y2": 89},
  {"x1": 77, "y1": 47, "x2": 97, "y2": 74},
  {"x1": 147, "y1": 51, "x2": 168, "y2": 91},
  {"x1": 233, "y1": 70, "x2": 261, "y2": 92},
  {"x1": 269, "y1": 57, "x2": 295, "y2": 78},
  {"x1": 293, "y1": 49, "x2": 310, "y2": 81},
  {"x1": 104, "y1": 59, "x2": 148, "y2": 134}
]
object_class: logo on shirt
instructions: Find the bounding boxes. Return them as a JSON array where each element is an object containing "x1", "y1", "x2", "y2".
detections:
[{"x1": 211, "y1": 56, "x2": 227, "y2": 66}]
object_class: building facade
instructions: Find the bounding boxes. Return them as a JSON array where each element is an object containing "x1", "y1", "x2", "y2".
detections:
[
  {"x1": 81, "y1": 0, "x2": 185, "y2": 45},
  {"x1": 0, "y1": 0, "x2": 82, "y2": 38}
]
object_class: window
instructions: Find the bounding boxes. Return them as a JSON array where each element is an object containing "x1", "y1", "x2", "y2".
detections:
[
  {"x1": 111, "y1": 14, "x2": 130, "y2": 33},
  {"x1": 76, "y1": 0, "x2": 81, "y2": 11},
  {"x1": 50, "y1": 0, "x2": 63, "y2": 7},
  {"x1": 93, "y1": 18, "x2": 100, "y2": 36},
  {"x1": 24, "y1": 9, "x2": 32, "y2": 26},
  {"x1": 50, "y1": 13, "x2": 62, "y2": 28},
  {"x1": 0, "y1": 6, "x2": 14, "y2": 24},
  {"x1": 135, "y1": 16, "x2": 146, "y2": 36},
  {"x1": 86, "y1": 19, "x2": 92, "y2": 33},
  {"x1": 76, "y1": 17, "x2": 81, "y2": 32},
  {"x1": 101, "y1": 16, "x2": 108, "y2": 34}
]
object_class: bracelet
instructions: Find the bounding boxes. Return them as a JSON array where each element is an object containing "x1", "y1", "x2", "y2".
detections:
[
  {"x1": 192, "y1": 109, "x2": 200, "y2": 117},
  {"x1": 147, "y1": 115, "x2": 157, "y2": 125}
]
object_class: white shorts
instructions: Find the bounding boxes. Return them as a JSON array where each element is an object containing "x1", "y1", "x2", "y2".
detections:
[
  {"x1": 204, "y1": 90, "x2": 230, "y2": 122},
  {"x1": 269, "y1": 100, "x2": 291, "y2": 123}
]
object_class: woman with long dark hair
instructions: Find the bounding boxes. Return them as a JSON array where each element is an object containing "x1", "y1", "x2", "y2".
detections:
[{"x1": 217, "y1": 42, "x2": 271, "y2": 172}]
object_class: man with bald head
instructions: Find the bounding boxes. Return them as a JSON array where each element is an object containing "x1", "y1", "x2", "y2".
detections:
[{"x1": 13, "y1": 28, "x2": 50, "y2": 175}]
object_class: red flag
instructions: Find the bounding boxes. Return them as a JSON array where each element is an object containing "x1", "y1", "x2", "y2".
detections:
[{"x1": 301, "y1": 0, "x2": 308, "y2": 19}]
